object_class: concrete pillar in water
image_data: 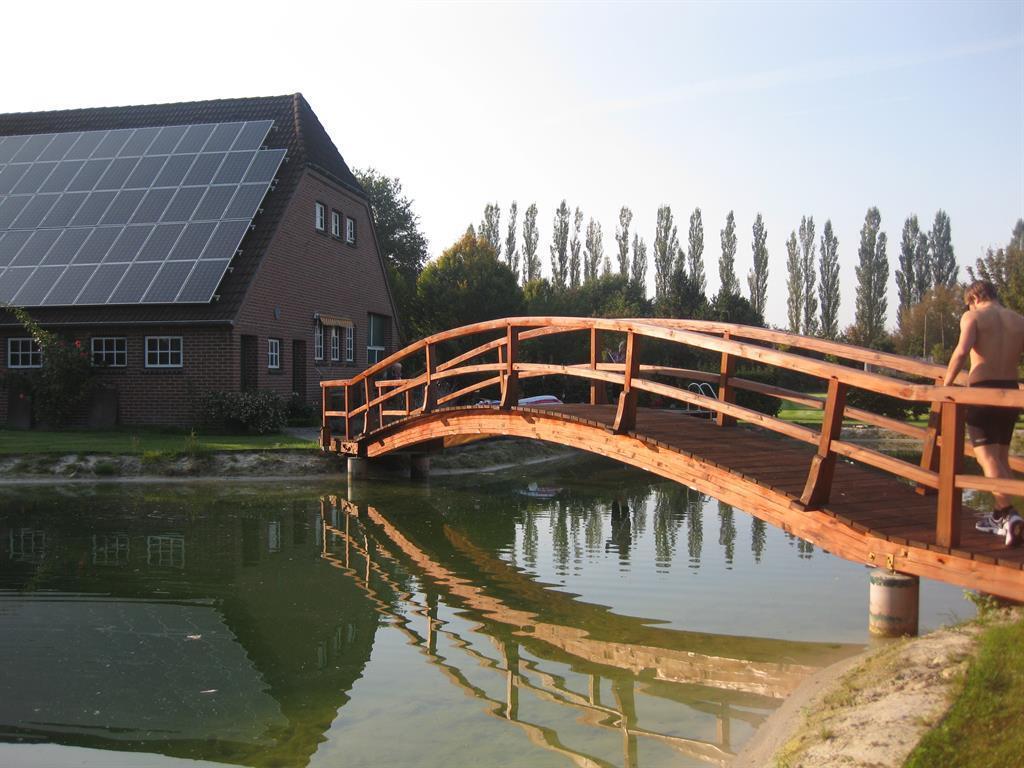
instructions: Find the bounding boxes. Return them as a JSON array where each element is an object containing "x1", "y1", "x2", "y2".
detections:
[
  {"x1": 868, "y1": 569, "x2": 919, "y2": 637},
  {"x1": 347, "y1": 456, "x2": 370, "y2": 479},
  {"x1": 410, "y1": 454, "x2": 430, "y2": 480}
]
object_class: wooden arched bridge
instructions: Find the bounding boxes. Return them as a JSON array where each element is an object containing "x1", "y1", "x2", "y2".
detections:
[{"x1": 320, "y1": 317, "x2": 1024, "y2": 602}]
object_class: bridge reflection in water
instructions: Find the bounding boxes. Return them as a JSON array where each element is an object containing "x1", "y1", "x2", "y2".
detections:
[
  {"x1": 319, "y1": 491, "x2": 856, "y2": 768},
  {"x1": 0, "y1": 480, "x2": 867, "y2": 768}
]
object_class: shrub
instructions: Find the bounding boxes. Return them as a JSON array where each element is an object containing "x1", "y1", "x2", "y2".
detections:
[
  {"x1": 286, "y1": 392, "x2": 319, "y2": 427},
  {"x1": 733, "y1": 367, "x2": 783, "y2": 418},
  {"x1": 201, "y1": 390, "x2": 288, "y2": 434},
  {"x1": 846, "y1": 387, "x2": 921, "y2": 421}
]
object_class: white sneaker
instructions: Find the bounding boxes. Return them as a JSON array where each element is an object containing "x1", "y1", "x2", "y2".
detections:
[{"x1": 998, "y1": 513, "x2": 1024, "y2": 547}]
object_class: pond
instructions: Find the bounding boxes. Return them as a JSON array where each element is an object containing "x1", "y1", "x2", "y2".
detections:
[{"x1": 0, "y1": 455, "x2": 973, "y2": 767}]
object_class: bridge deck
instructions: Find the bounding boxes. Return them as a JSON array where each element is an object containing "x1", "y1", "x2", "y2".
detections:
[{"x1": 532, "y1": 404, "x2": 1024, "y2": 572}]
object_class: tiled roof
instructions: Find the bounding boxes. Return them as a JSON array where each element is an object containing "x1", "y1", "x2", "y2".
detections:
[{"x1": 0, "y1": 93, "x2": 363, "y2": 326}]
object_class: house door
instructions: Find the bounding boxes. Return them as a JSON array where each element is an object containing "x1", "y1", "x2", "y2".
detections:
[
  {"x1": 240, "y1": 335, "x2": 257, "y2": 391},
  {"x1": 292, "y1": 340, "x2": 307, "y2": 400}
]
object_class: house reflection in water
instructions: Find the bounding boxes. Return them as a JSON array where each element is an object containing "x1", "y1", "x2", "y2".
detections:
[{"x1": 0, "y1": 484, "x2": 857, "y2": 768}]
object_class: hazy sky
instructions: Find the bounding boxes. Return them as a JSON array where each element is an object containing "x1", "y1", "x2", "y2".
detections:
[{"x1": 6, "y1": 1, "x2": 1022, "y2": 328}]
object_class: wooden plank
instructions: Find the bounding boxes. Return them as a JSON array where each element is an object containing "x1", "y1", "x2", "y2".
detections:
[
  {"x1": 717, "y1": 332, "x2": 737, "y2": 428},
  {"x1": 800, "y1": 378, "x2": 847, "y2": 509},
  {"x1": 936, "y1": 401, "x2": 965, "y2": 548},
  {"x1": 499, "y1": 326, "x2": 520, "y2": 410},
  {"x1": 589, "y1": 327, "x2": 607, "y2": 405},
  {"x1": 613, "y1": 331, "x2": 641, "y2": 434}
]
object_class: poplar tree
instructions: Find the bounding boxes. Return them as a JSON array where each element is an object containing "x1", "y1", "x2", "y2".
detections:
[
  {"x1": 549, "y1": 200, "x2": 570, "y2": 289},
  {"x1": 616, "y1": 207, "x2": 632, "y2": 277},
  {"x1": 522, "y1": 203, "x2": 540, "y2": 283},
  {"x1": 912, "y1": 225, "x2": 931, "y2": 304},
  {"x1": 569, "y1": 207, "x2": 584, "y2": 288},
  {"x1": 799, "y1": 216, "x2": 818, "y2": 335},
  {"x1": 785, "y1": 231, "x2": 802, "y2": 333},
  {"x1": 854, "y1": 207, "x2": 889, "y2": 348},
  {"x1": 687, "y1": 208, "x2": 706, "y2": 295},
  {"x1": 504, "y1": 201, "x2": 519, "y2": 280},
  {"x1": 929, "y1": 210, "x2": 957, "y2": 288},
  {"x1": 653, "y1": 205, "x2": 679, "y2": 301},
  {"x1": 584, "y1": 218, "x2": 603, "y2": 283},
  {"x1": 719, "y1": 211, "x2": 739, "y2": 297},
  {"x1": 818, "y1": 219, "x2": 840, "y2": 340},
  {"x1": 631, "y1": 234, "x2": 648, "y2": 291},
  {"x1": 479, "y1": 203, "x2": 501, "y2": 259},
  {"x1": 747, "y1": 213, "x2": 769, "y2": 317},
  {"x1": 896, "y1": 215, "x2": 922, "y2": 321}
]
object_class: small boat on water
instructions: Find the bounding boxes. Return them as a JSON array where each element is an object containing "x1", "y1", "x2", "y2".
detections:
[{"x1": 518, "y1": 482, "x2": 561, "y2": 500}]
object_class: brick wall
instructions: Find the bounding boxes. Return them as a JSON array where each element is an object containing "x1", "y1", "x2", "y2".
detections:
[
  {"x1": 234, "y1": 169, "x2": 397, "y2": 403},
  {"x1": 0, "y1": 325, "x2": 235, "y2": 426}
]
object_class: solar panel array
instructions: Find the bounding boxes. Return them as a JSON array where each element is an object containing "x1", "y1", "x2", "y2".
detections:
[{"x1": 0, "y1": 120, "x2": 286, "y2": 306}]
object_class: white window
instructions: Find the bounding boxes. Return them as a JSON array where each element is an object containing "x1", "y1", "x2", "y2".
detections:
[
  {"x1": 315, "y1": 201, "x2": 326, "y2": 231},
  {"x1": 345, "y1": 216, "x2": 357, "y2": 244},
  {"x1": 91, "y1": 337, "x2": 127, "y2": 367},
  {"x1": 367, "y1": 314, "x2": 387, "y2": 364},
  {"x1": 331, "y1": 210, "x2": 341, "y2": 238},
  {"x1": 144, "y1": 336, "x2": 183, "y2": 368},
  {"x1": 93, "y1": 534, "x2": 130, "y2": 566},
  {"x1": 330, "y1": 327, "x2": 340, "y2": 361},
  {"x1": 268, "y1": 338, "x2": 280, "y2": 369},
  {"x1": 314, "y1": 322, "x2": 324, "y2": 360},
  {"x1": 7, "y1": 338, "x2": 42, "y2": 368},
  {"x1": 147, "y1": 534, "x2": 185, "y2": 569},
  {"x1": 344, "y1": 325, "x2": 354, "y2": 362}
]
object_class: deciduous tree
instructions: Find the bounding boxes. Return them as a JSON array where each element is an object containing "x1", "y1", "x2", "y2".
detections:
[
  {"x1": 504, "y1": 201, "x2": 519, "y2": 279},
  {"x1": 569, "y1": 207, "x2": 584, "y2": 288},
  {"x1": 479, "y1": 203, "x2": 501, "y2": 259},
  {"x1": 550, "y1": 201, "x2": 570, "y2": 289},
  {"x1": 616, "y1": 207, "x2": 633, "y2": 277},
  {"x1": 798, "y1": 216, "x2": 818, "y2": 335},
  {"x1": 968, "y1": 220, "x2": 1024, "y2": 313},
  {"x1": 584, "y1": 218, "x2": 604, "y2": 284},
  {"x1": 929, "y1": 210, "x2": 957, "y2": 289},
  {"x1": 818, "y1": 219, "x2": 840, "y2": 340},
  {"x1": 785, "y1": 231, "x2": 801, "y2": 334},
  {"x1": 747, "y1": 213, "x2": 768, "y2": 317},
  {"x1": 688, "y1": 208, "x2": 707, "y2": 295},
  {"x1": 653, "y1": 205, "x2": 679, "y2": 301},
  {"x1": 896, "y1": 215, "x2": 922, "y2": 321},
  {"x1": 719, "y1": 211, "x2": 739, "y2": 297},
  {"x1": 630, "y1": 234, "x2": 648, "y2": 292},
  {"x1": 522, "y1": 203, "x2": 541, "y2": 283},
  {"x1": 854, "y1": 207, "x2": 889, "y2": 348}
]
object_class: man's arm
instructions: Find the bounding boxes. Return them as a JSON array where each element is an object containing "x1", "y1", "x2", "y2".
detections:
[{"x1": 944, "y1": 312, "x2": 977, "y2": 386}]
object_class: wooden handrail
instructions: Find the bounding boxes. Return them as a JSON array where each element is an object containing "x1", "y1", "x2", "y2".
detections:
[{"x1": 321, "y1": 317, "x2": 1024, "y2": 546}]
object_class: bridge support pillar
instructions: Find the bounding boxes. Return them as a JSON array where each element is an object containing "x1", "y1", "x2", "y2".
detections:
[
  {"x1": 347, "y1": 456, "x2": 370, "y2": 480},
  {"x1": 410, "y1": 454, "x2": 431, "y2": 480},
  {"x1": 868, "y1": 569, "x2": 919, "y2": 637}
]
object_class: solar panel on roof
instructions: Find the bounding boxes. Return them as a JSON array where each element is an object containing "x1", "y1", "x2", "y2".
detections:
[{"x1": 0, "y1": 119, "x2": 283, "y2": 306}]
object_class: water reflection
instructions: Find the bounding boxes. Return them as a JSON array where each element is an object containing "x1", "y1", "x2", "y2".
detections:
[{"x1": 0, "y1": 474, "x2": 862, "y2": 768}]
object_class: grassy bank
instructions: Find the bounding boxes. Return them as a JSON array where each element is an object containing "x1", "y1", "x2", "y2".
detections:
[
  {"x1": 904, "y1": 612, "x2": 1024, "y2": 768},
  {"x1": 0, "y1": 428, "x2": 315, "y2": 455}
]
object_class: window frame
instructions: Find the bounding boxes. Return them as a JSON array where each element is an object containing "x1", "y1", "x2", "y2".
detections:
[
  {"x1": 345, "y1": 216, "x2": 357, "y2": 245},
  {"x1": 90, "y1": 336, "x2": 127, "y2": 368},
  {"x1": 314, "y1": 322, "x2": 324, "y2": 361},
  {"x1": 314, "y1": 201, "x2": 326, "y2": 232},
  {"x1": 144, "y1": 336, "x2": 183, "y2": 369},
  {"x1": 344, "y1": 325, "x2": 354, "y2": 363},
  {"x1": 331, "y1": 210, "x2": 342, "y2": 239},
  {"x1": 7, "y1": 337, "x2": 42, "y2": 369},
  {"x1": 330, "y1": 326, "x2": 340, "y2": 362},
  {"x1": 268, "y1": 337, "x2": 281, "y2": 370},
  {"x1": 367, "y1": 314, "x2": 386, "y2": 365}
]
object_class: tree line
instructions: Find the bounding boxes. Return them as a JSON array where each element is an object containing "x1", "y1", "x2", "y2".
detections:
[{"x1": 355, "y1": 168, "x2": 1024, "y2": 365}]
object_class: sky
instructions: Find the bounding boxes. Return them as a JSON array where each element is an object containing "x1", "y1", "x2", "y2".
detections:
[{"x1": 5, "y1": 0, "x2": 1022, "y2": 329}]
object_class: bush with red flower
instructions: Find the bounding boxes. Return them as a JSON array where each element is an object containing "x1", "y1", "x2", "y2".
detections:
[{"x1": 2, "y1": 305, "x2": 95, "y2": 427}]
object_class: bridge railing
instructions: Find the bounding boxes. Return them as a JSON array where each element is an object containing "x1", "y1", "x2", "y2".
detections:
[{"x1": 321, "y1": 317, "x2": 1024, "y2": 549}]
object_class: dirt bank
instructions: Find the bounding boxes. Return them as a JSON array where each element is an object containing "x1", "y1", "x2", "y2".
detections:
[{"x1": 734, "y1": 610, "x2": 1023, "y2": 768}]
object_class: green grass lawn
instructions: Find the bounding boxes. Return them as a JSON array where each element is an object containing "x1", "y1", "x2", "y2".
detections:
[
  {"x1": 903, "y1": 615, "x2": 1024, "y2": 768},
  {"x1": 0, "y1": 429, "x2": 316, "y2": 455}
]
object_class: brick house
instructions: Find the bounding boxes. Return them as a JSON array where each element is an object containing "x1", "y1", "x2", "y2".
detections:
[{"x1": 0, "y1": 94, "x2": 398, "y2": 426}]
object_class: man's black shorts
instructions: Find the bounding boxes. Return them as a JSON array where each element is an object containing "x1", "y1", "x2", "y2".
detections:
[{"x1": 966, "y1": 380, "x2": 1020, "y2": 447}]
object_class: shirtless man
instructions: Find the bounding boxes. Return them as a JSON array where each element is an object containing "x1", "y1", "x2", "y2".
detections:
[{"x1": 943, "y1": 280, "x2": 1024, "y2": 546}]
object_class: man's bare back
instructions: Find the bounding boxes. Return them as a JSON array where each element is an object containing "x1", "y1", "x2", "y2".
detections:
[{"x1": 963, "y1": 302, "x2": 1024, "y2": 384}]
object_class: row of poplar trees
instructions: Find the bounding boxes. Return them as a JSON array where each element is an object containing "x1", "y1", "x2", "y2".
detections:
[{"x1": 475, "y1": 202, "x2": 958, "y2": 350}]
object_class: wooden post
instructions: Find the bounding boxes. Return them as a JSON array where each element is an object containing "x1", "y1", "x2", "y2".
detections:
[
  {"x1": 320, "y1": 384, "x2": 331, "y2": 449},
  {"x1": 936, "y1": 400, "x2": 964, "y2": 548},
  {"x1": 422, "y1": 343, "x2": 438, "y2": 413},
  {"x1": 589, "y1": 326, "x2": 607, "y2": 405},
  {"x1": 916, "y1": 377, "x2": 943, "y2": 496},
  {"x1": 343, "y1": 384, "x2": 351, "y2": 440},
  {"x1": 361, "y1": 376, "x2": 377, "y2": 435},
  {"x1": 800, "y1": 377, "x2": 847, "y2": 509},
  {"x1": 499, "y1": 325, "x2": 520, "y2": 410},
  {"x1": 716, "y1": 331, "x2": 736, "y2": 427},
  {"x1": 612, "y1": 330, "x2": 640, "y2": 434}
]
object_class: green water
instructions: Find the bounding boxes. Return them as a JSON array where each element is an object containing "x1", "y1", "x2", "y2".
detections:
[{"x1": 0, "y1": 455, "x2": 974, "y2": 767}]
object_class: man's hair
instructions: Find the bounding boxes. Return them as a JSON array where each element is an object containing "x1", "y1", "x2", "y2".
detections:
[{"x1": 964, "y1": 280, "x2": 999, "y2": 305}]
